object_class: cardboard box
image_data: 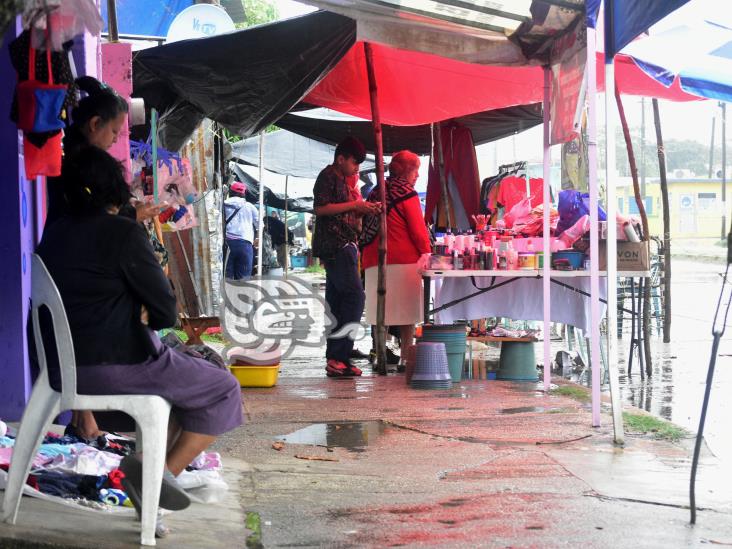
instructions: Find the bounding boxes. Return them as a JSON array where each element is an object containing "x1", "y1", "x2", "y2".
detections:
[{"x1": 598, "y1": 241, "x2": 650, "y2": 271}]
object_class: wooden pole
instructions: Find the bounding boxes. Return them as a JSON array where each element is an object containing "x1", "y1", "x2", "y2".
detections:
[
  {"x1": 433, "y1": 123, "x2": 453, "y2": 230},
  {"x1": 652, "y1": 99, "x2": 672, "y2": 343},
  {"x1": 615, "y1": 81, "x2": 653, "y2": 376},
  {"x1": 364, "y1": 42, "x2": 388, "y2": 376}
]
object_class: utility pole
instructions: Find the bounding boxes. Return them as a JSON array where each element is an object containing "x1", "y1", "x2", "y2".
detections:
[
  {"x1": 722, "y1": 102, "x2": 727, "y2": 240},
  {"x1": 709, "y1": 116, "x2": 716, "y2": 179}
]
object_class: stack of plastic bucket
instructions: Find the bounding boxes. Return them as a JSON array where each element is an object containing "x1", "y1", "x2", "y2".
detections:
[
  {"x1": 409, "y1": 342, "x2": 452, "y2": 389},
  {"x1": 418, "y1": 324, "x2": 468, "y2": 383}
]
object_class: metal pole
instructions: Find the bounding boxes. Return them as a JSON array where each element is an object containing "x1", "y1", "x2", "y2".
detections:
[
  {"x1": 722, "y1": 102, "x2": 727, "y2": 240},
  {"x1": 107, "y1": 0, "x2": 119, "y2": 42},
  {"x1": 604, "y1": 56, "x2": 622, "y2": 428},
  {"x1": 257, "y1": 132, "x2": 265, "y2": 277},
  {"x1": 542, "y1": 66, "x2": 551, "y2": 392},
  {"x1": 284, "y1": 175, "x2": 289, "y2": 279},
  {"x1": 151, "y1": 108, "x2": 158, "y2": 204}
]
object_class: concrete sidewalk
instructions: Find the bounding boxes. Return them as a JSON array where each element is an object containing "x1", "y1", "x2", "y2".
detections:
[{"x1": 2, "y1": 368, "x2": 731, "y2": 548}]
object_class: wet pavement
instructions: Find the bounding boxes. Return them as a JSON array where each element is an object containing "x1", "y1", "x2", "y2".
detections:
[{"x1": 217, "y1": 372, "x2": 732, "y2": 548}]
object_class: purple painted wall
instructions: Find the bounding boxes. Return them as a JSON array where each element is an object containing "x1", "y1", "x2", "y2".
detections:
[
  {"x1": 0, "y1": 20, "x2": 100, "y2": 421},
  {"x1": 0, "y1": 22, "x2": 36, "y2": 421}
]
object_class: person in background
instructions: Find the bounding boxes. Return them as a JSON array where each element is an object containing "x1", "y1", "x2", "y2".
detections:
[
  {"x1": 361, "y1": 150, "x2": 431, "y2": 369},
  {"x1": 312, "y1": 136, "x2": 381, "y2": 378},
  {"x1": 266, "y1": 210, "x2": 293, "y2": 270},
  {"x1": 224, "y1": 182, "x2": 259, "y2": 279},
  {"x1": 36, "y1": 147, "x2": 243, "y2": 523}
]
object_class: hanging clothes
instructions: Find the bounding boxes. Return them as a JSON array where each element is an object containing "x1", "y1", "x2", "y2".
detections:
[
  {"x1": 496, "y1": 175, "x2": 545, "y2": 213},
  {"x1": 425, "y1": 122, "x2": 481, "y2": 231}
]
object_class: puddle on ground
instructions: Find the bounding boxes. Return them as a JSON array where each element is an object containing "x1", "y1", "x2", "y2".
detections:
[
  {"x1": 500, "y1": 406, "x2": 547, "y2": 414},
  {"x1": 275, "y1": 421, "x2": 385, "y2": 452}
]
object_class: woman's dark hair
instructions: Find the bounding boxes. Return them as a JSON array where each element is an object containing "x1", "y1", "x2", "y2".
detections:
[
  {"x1": 64, "y1": 77, "x2": 129, "y2": 156},
  {"x1": 72, "y1": 76, "x2": 129, "y2": 127},
  {"x1": 62, "y1": 146, "x2": 131, "y2": 215}
]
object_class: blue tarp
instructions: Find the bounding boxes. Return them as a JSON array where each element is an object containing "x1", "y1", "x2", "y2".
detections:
[
  {"x1": 622, "y1": 19, "x2": 732, "y2": 102},
  {"x1": 604, "y1": 0, "x2": 691, "y2": 59},
  {"x1": 101, "y1": 0, "x2": 193, "y2": 37}
]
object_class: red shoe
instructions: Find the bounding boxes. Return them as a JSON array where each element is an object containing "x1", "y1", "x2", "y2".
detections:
[
  {"x1": 344, "y1": 364, "x2": 362, "y2": 376},
  {"x1": 326, "y1": 359, "x2": 348, "y2": 377}
]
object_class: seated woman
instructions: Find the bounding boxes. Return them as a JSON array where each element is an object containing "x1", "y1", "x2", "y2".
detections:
[
  {"x1": 361, "y1": 150, "x2": 431, "y2": 366},
  {"x1": 36, "y1": 146, "x2": 243, "y2": 514}
]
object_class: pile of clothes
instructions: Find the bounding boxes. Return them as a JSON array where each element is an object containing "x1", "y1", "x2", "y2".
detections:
[{"x1": 0, "y1": 430, "x2": 226, "y2": 511}]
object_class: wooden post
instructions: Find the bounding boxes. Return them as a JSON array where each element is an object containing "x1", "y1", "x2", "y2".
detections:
[
  {"x1": 433, "y1": 123, "x2": 453, "y2": 230},
  {"x1": 615, "y1": 82, "x2": 653, "y2": 376},
  {"x1": 364, "y1": 42, "x2": 388, "y2": 376},
  {"x1": 652, "y1": 99, "x2": 672, "y2": 343}
]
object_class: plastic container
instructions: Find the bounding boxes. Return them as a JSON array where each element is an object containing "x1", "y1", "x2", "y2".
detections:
[
  {"x1": 419, "y1": 324, "x2": 468, "y2": 382},
  {"x1": 518, "y1": 252, "x2": 536, "y2": 269},
  {"x1": 551, "y1": 250, "x2": 584, "y2": 269},
  {"x1": 290, "y1": 255, "x2": 307, "y2": 268},
  {"x1": 228, "y1": 364, "x2": 280, "y2": 387}
]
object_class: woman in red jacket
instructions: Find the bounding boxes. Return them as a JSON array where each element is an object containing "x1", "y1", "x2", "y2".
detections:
[{"x1": 362, "y1": 150, "x2": 431, "y2": 364}]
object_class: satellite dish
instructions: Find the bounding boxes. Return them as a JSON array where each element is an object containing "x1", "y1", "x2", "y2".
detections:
[{"x1": 165, "y1": 4, "x2": 235, "y2": 43}]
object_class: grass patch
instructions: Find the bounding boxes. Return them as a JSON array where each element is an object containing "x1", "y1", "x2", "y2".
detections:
[
  {"x1": 305, "y1": 263, "x2": 325, "y2": 274},
  {"x1": 245, "y1": 511, "x2": 263, "y2": 549},
  {"x1": 550, "y1": 385, "x2": 590, "y2": 402},
  {"x1": 167, "y1": 328, "x2": 227, "y2": 345},
  {"x1": 623, "y1": 412, "x2": 688, "y2": 442}
]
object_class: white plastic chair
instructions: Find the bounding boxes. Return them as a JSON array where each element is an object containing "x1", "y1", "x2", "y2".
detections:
[{"x1": 1, "y1": 254, "x2": 172, "y2": 546}]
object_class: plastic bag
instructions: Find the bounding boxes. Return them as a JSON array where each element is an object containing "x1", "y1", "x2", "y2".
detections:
[
  {"x1": 503, "y1": 197, "x2": 531, "y2": 229},
  {"x1": 556, "y1": 190, "x2": 606, "y2": 236},
  {"x1": 558, "y1": 214, "x2": 590, "y2": 247}
]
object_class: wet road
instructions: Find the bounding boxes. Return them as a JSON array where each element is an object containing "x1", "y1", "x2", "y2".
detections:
[{"x1": 615, "y1": 258, "x2": 732, "y2": 463}]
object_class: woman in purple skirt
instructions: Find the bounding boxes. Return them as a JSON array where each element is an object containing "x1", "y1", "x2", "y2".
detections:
[{"x1": 36, "y1": 147, "x2": 243, "y2": 513}]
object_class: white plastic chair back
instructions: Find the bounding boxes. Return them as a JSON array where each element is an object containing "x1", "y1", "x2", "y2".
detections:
[
  {"x1": 1, "y1": 254, "x2": 171, "y2": 546},
  {"x1": 29, "y1": 253, "x2": 79, "y2": 411}
]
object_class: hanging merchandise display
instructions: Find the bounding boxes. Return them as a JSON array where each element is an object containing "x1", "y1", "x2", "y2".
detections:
[
  {"x1": 16, "y1": 42, "x2": 68, "y2": 133},
  {"x1": 130, "y1": 140, "x2": 199, "y2": 232},
  {"x1": 8, "y1": 30, "x2": 75, "y2": 178},
  {"x1": 22, "y1": 0, "x2": 103, "y2": 52}
]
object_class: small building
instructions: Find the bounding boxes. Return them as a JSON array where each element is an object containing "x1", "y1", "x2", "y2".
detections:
[{"x1": 617, "y1": 178, "x2": 729, "y2": 239}]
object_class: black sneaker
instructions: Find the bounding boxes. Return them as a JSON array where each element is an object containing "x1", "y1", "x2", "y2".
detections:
[
  {"x1": 350, "y1": 348, "x2": 369, "y2": 360},
  {"x1": 368, "y1": 348, "x2": 400, "y2": 366}
]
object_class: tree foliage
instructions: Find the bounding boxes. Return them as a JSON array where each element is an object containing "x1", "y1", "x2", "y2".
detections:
[
  {"x1": 598, "y1": 126, "x2": 723, "y2": 179},
  {"x1": 235, "y1": 0, "x2": 279, "y2": 29}
]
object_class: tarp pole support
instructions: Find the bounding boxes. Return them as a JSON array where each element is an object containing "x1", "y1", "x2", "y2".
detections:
[
  {"x1": 364, "y1": 42, "x2": 388, "y2": 376},
  {"x1": 284, "y1": 175, "x2": 289, "y2": 280},
  {"x1": 151, "y1": 108, "x2": 158, "y2": 204},
  {"x1": 257, "y1": 131, "x2": 265, "y2": 277},
  {"x1": 542, "y1": 66, "x2": 552, "y2": 392},
  {"x1": 598, "y1": 24, "x2": 623, "y2": 442}
]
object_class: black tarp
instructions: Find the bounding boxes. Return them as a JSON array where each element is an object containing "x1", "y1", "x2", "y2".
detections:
[
  {"x1": 275, "y1": 104, "x2": 543, "y2": 155},
  {"x1": 229, "y1": 163, "x2": 314, "y2": 213},
  {"x1": 132, "y1": 11, "x2": 356, "y2": 150},
  {"x1": 230, "y1": 129, "x2": 375, "y2": 179}
]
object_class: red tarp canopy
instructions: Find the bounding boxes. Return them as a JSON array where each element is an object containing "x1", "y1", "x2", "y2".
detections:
[{"x1": 304, "y1": 42, "x2": 701, "y2": 126}]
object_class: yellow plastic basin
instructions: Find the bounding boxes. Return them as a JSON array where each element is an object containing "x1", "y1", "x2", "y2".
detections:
[{"x1": 228, "y1": 364, "x2": 280, "y2": 387}]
